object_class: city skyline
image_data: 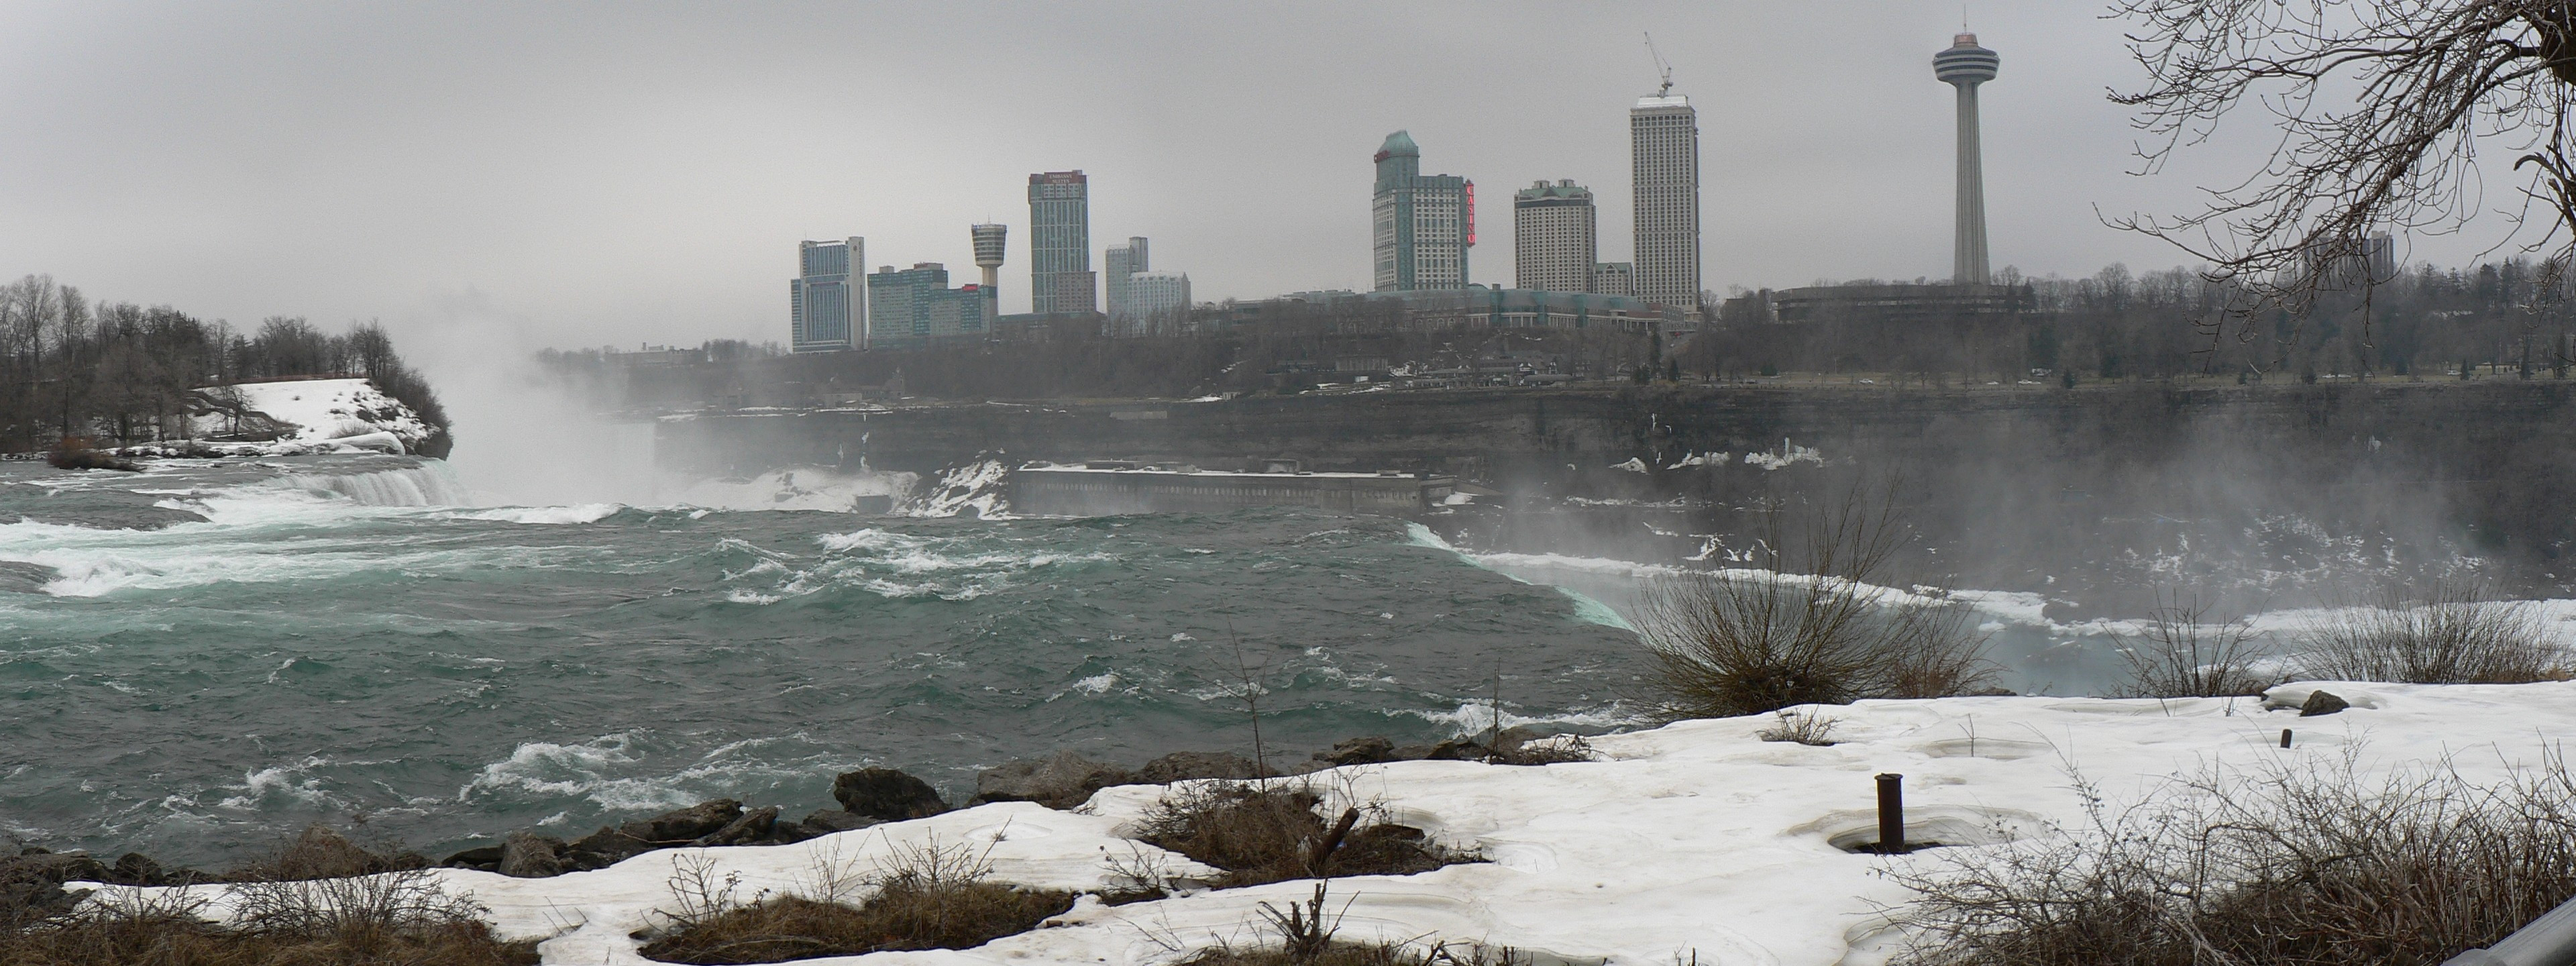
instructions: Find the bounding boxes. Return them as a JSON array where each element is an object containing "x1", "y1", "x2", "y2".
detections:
[{"x1": 7, "y1": 1, "x2": 2554, "y2": 359}]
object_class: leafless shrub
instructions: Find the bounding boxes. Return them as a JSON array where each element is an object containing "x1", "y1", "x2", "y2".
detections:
[
  {"x1": 639, "y1": 837, "x2": 1075, "y2": 964},
  {"x1": 1098, "y1": 841, "x2": 1180, "y2": 904},
  {"x1": 1758, "y1": 708, "x2": 1841, "y2": 746},
  {"x1": 229, "y1": 866, "x2": 488, "y2": 938},
  {"x1": 1641, "y1": 485, "x2": 1993, "y2": 718},
  {"x1": 2297, "y1": 580, "x2": 2568, "y2": 684},
  {"x1": 2112, "y1": 590, "x2": 2279, "y2": 698},
  {"x1": 1134, "y1": 780, "x2": 1471, "y2": 888},
  {"x1": 1894, "y1": 750, "x2": 2576, "y2": 965}
]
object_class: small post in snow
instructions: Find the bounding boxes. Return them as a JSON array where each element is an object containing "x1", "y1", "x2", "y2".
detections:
[
  {"x1": 2281, "y1": 729, "x2": 2293, "y2": 749},
  {"x1": 1875, "y1": 773, "x2": 1906, "y2": 854}
]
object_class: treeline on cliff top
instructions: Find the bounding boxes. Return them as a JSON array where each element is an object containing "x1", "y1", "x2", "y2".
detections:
[
  {"x1": 0, "y1": 274, "x2": 451, "y2": 455},
  {"x1": 536, "y1": 258, "x2": 2576, "y2": 407}
]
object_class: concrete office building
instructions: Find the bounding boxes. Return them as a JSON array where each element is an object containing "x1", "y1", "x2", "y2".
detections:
[
  {"x1": 1105, "y1": 236, "x2": 1148, "y2": 325},
  {"x1": 1124, "y1": 270, "x2": 1191, "y2": 333},
  {"x1": 1631, "y1": 93, "x2": 1700, "y2": 315},
  {"x1": 1935, "y1": 32, "x2": 2000, "y2": 284},
  {"x1": 1514, "y1": 180, "x2": 1595, "y2": 293},
  {"x1": 1593, "y1": 262, "x2": 1635, "y2": 297},
  {"x1": 791, "y1": 237, "x2": 863, "y2": 353},
  {"x1": 1028, "y1": 171, "x2": 1096, "y2": 314},
  {"x1": 1372, "y1": 131, "x2": 1474, "y2": 292}
]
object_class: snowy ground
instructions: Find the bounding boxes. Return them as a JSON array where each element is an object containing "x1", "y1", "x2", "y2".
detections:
[
  {"x1": 178, "y1": 378, "x2": 434, "y2": 455},
  {"x1": 70, "y1": 680, "x2": 2576, "y2": 965}
]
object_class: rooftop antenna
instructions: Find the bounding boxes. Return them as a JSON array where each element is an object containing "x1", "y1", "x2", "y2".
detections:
[{"x1": 1644, "y1": 32, "x2": 1674, "y2": 96}]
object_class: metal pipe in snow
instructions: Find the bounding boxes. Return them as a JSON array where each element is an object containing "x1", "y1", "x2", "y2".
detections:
[
  {"x1": 1876, "y1": 773, "x2": 1905, "y2": 855},
  {"x1": 2442, "y1": 892, "x2": 2576, "y2": 966}
]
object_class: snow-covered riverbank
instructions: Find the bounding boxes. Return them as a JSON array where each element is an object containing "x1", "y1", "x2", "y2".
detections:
[{"x1": 70, "y1": 680, "x2": 2576, "y2": 965}]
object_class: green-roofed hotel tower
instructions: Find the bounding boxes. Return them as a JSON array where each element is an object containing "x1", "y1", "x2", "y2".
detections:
[{"x1": 1372, "y1": 130, "x2": 1474, "y2": 291}]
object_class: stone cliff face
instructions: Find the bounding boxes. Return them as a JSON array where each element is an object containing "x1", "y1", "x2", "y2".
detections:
[{"x1": 657, "y1": 382, "x2": 2576, "y2": 606}]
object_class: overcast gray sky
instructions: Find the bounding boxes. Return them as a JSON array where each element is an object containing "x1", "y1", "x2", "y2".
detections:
[{"x1": 0, "y1": 1, "x2": 2542, "y2": 356}]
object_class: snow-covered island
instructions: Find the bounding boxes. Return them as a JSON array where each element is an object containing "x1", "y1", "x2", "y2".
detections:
[
  {"x1": 67, "y1": 680, "x2": 2576, "y2": 965},
  {"x1": 177, "y1": 377, "x2": 449, "y2": 458}
]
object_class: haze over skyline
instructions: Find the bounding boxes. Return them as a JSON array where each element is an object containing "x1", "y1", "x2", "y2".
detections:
[{"x1": 0, "y1": 1, "x2": 2550, "y2": 355}]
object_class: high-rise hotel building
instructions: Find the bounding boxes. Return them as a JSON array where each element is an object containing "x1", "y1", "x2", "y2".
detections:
[
  {"x1": 1513, "y1": 180, "x2": 1595, "y2": 293},
  {"x1": 1028, "y1": 171, "x2": 1097, "y2": 314},
  {"x1": 790, "y1": 237, "x2": 862, "y2": 352},
  {"x1": 1631, "y1": 94, "x2": 1701, "y2": 315},
  {"x1": 1372, "y1": 131, "x2": 1474, "y2": 291}
]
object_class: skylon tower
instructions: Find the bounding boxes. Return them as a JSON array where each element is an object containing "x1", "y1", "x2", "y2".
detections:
[{"x1": 1935, "y1": 32, "x2": 1998, "y2": 285}]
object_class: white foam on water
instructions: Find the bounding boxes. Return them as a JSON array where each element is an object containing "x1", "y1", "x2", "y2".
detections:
[
  {"x1": 450, "y1": 503, "x2": 624, "y2": 525},
  {"x1": 1394, "y1": 698, "x2": 1650, "y2": 737}
]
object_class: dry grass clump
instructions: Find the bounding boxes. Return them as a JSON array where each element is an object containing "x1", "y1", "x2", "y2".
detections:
[
  {"x1": 1895, "y1": 752, "x2": 2576, "y2": 965},
  {"x1": 1133, "y1": 782, "x2": 1469, "y2": 889},
  {"x1": 1757, "y1": 707, "x2": 1841, "y2": 745},
  {"x1": 1, "y1": 871, "x2": 537, "y2": 966},
  {"x1": 1186, "y1": 940, "x2": 1530, "y2": 966},
  {"x1": 1487, "y1": 733, "x2": 1597, "y2": 765},
  {"x1": 638, "y1": 842, "x2": 1074, "y2": 965},
  {"x1": 2112, "y1": 590, "x2": 2279, "y2": 698},
  {"x1": 1642, "y1": 486, "x2": 1993, "y2": 718},
  {"x1": 2296, "y1": 580, "x2": 2569, "y2": 684}
]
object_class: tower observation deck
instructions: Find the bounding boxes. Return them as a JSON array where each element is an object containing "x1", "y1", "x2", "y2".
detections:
[{"x1": 1935, "y1": 33, "x2": 1998, "y2": 285}]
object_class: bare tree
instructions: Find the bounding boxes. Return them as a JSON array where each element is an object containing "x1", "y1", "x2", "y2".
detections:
[{"x1": 2110, "y1": 2, "x2": 2576, "y2": 319}]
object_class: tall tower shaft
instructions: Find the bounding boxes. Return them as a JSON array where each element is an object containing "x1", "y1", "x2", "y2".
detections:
[{"x1": 1935, "y1": 33, "x2": 1998, "y2": 285}]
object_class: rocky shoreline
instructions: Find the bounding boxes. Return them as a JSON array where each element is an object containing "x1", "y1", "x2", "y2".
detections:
[{"x1": 1, "y1": 730, "x2": 1576, "y2": 917}]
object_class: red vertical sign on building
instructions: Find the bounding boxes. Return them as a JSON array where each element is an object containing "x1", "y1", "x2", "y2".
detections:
[{"x1": 1464, "y1": 181, "x2": 1477, "y2": 246}]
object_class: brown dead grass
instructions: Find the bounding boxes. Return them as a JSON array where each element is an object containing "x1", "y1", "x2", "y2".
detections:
[
  {"x1": 1134, "y1": 782, "x2": 1471, "y2": 888},
  {"x1": 1185, "y1": 940, "x2": 1529, "y2": 966},
  {"x1": 637, "y1": 884, "x2": 1075, "y2": 964},
  {"x1": 1, "y1": 902, "x2": 536, "y2": 966}
]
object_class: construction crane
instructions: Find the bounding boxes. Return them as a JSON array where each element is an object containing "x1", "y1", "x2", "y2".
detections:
[{"x1": 1644, "y1": 32, "x2": 1674, "y2": 97}]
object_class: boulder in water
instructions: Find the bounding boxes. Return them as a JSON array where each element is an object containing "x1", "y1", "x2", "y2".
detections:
[
  {"x1": 1312, "y1": 737, "x2": 1399, "y2": 767},
  {"x1": 832, "y1": 767, "x2": 949, "y2": 820},
  {"x1": 2, "y1": 850, "x2": 111, "y2": 920},
  {"x1": 617, "y1": 799, "x2": 743, "y2": 844},
  {"x1": 498, "y1": 832, "x2": 566, "y2": 878},
  {"x1": 690, "y1": 806, "x2": 778, "y2": 847},
  {"x1": 971, "y1": 751, "x2": 1134, "y2": 809},
  {"x1": 1137, "y1": 751, "x2": 1267, "y2": 784},
  {"x1": 441, "y1": 845, "x2": 504, "y2": 872},
  {"x1": 799, "y1": 810, "x2": 879, "y2": 835}
]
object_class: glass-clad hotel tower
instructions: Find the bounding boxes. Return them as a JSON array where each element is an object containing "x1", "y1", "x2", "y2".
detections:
[{"x1": 790, "y1": 237, "x2": 861, "y2": 352}]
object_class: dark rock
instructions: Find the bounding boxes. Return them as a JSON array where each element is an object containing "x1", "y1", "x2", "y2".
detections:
[
  {"x1": 2300, "y1": 690, "x2": 2351, "y2": 716},
  {"x1": 1312, "y1": 737, "x2": 1399, "y2": 767},
  {"x1": 1136, "y1": 751, "x2": 1266, "y2": 784},
  {"x1": 832, "y1": 768, "x2": 948, "y2": 821},
  {"x1": 971, "y1": 751, "x2": 1135, "y2": 809},
  {"x1": 107, "y1": 853, "x2": 162, "y2": 886},
  {"x1": 270, "y1": 825, "x2": 378, "y2": 879},
  {"x1": 1425, "y1": 739, "x2": 1493, "y2": 761},
  {"x1": 497, "y1": 832, "x2": 566, "y2": 879},
  {"x1": 691, "y1": 806, "x2": 778, "y2": 847},
  {"x1": 441, "y1": 845, "x2": 504, "y2": 871},
  {"x1": 1, "y1": 851, "x2": 112, "y2": 920},
  {"x1": 800, "y1": 810, "x2": 879, "y2": 835},
  {"x1": 616, "y1": 799, "x2": 743, "y2": 844},
  {"x1": 561, "y1": 827, "x2": 655, "y2": 871}
]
